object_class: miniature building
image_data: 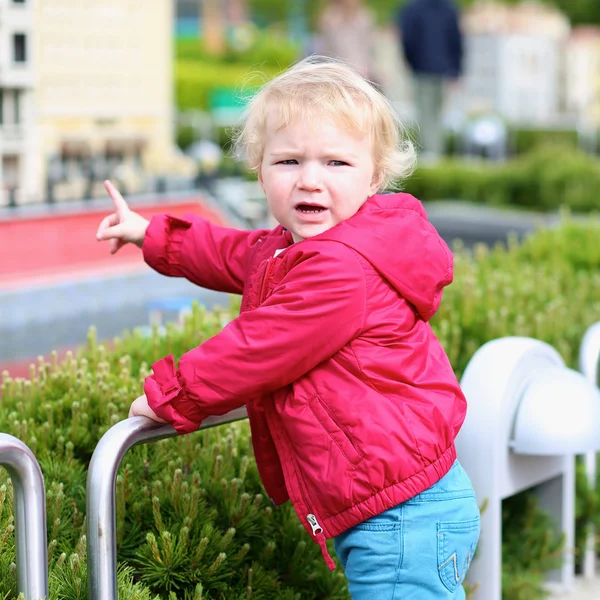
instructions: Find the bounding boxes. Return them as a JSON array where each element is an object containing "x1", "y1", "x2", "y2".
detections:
[
  {"x1": 0, "y1": 0, "x2": 35, "y2": 206},
  {"x1": 1, "y1": 0, "x2": 191, "y2": 206},
  {"x1": 457, "y1": 2, "x2": 570, "y2": 124}
]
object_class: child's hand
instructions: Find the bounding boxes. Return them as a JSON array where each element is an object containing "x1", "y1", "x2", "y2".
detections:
[
  {"x1": 96, "y1": 180, "x2": 150, "y2": 254},
  {"x1": 128, "y1": 394, "x2": 167, "y2": 423}
]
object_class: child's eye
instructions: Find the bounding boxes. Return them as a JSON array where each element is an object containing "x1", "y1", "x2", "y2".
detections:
[
  {"x1": 329, "y1": 160, "x2": 348, "y2": 166},
  {"x1": 277, "y1": 159, "x2": 298, "y2": 165}
]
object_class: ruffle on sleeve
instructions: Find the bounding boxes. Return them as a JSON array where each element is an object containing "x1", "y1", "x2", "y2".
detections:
[
  {"x1": 144, "y1": 354, "x2": 205, "y2": 434},
  {"x1": 142, "y1": 215, "x2": 192, "y2": 275}
]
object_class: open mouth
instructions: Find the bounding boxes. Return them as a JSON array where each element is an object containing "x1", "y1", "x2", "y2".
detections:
[{"x1": 295, "y1": 203, "x2": 327, "y2": 214}]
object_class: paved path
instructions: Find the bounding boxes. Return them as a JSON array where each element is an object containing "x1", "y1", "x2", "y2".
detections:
[
  {"x1": 555, "y1": 576, "x2": 600, "y2": 599},
  {"x1": 0, "y1": 192, "x2": 229, "y2": 373}
]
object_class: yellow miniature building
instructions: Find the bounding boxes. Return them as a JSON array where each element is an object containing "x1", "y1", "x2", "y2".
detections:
[{"x1": 1, "y1": 0, "x2": 192, "y2": 206}]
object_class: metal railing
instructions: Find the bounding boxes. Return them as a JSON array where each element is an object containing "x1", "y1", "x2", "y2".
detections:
[
  {"x1": 579, "y1": 322, "x2": 600, "y2": 580},
  {"x1": 0, "y1": 433, "x2": 48, "y2": 600},
  {"x1": 86, "y1": 408, "x2": 248, "y2": 600}
]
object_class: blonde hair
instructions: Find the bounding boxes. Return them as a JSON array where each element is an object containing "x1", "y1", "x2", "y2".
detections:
[{"x1": 233, "y1": 56, "x2": 416, "y2": 191}]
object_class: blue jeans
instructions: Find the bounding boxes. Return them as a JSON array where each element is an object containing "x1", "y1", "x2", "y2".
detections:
[{"x1": 334, "y1": 460, "x2": 480, "y2": 600}]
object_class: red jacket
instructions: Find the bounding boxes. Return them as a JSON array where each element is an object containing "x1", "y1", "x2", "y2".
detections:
[{"x1": 142, "y1": 193, "x2": 466, "y2": 568}]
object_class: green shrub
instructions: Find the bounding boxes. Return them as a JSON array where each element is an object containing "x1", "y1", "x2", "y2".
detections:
[
  {"x1": 176, "y1": 34, "x2": 299, "y2": 71},
  {"x1": 2, "y1": 220, "x2": 600, "y2": 598},
  {"x1": 175, "y1": 32, "x2": 297, "y2": 114},
  {"x1": 511, "y1": 129, "x2": 580, "y2": 155},
  {"x1": 176, "y1": 60, "x2": 282, "y2": 112},
  {"x1": 403, "y1": 146, "x2": 600, "y2": 213},
  {"x1": 501, "y1": 493, "x2": 564, "y2": 600}
]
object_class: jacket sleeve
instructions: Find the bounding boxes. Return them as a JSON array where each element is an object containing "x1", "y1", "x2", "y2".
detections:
[
  {"x1": 144, "y1": 243, "x2": 367, "y2": 433},
  {"x1": 142, "y1": 212, "x2": 270, "y2": 294}
]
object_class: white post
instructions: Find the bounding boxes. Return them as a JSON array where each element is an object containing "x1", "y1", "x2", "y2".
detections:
[
  {"x1": 579, "y1": 322, "x2": 600, "y2": 579},
  {"x1": 456, "y1": 337, "x2": 600, "y2": 599}
]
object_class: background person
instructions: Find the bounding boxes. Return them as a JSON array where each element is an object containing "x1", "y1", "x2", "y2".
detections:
[
  {"x1": 398, "y1": 0, "x2": 464, "y2": 159},
  {"x1": 316, "y1": 0, "x2": 378, "y2": 81}
]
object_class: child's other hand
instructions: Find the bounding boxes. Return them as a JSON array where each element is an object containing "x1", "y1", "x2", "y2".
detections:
[
  {"x1": 96, "y1": 180, "x2": 150, "y2": 254},
  {"x1": 128, "y1": 394, "x2": 168, "y2": 423}
]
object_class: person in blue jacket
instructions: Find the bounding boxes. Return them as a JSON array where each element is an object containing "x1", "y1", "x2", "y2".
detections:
[{"x1": 398, "y1": 0, "x2": 464, "y2": 159}]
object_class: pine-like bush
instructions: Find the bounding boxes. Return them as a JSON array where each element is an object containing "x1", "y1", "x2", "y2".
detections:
[{"x1": 1, "y1": 217, "x2": 600, "y2": 598}]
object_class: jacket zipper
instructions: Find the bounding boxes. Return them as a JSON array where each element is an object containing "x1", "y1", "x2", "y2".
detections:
[
  {"x1": 258, "y1": 258, "x2": 273, "y2": 304},
  {"x1": 254, "y1": 248, "x2": 335, "y2": 569},
  {"x1": 241, "y1": 239, "x2": 263, "y2": 312},
  {"x1": 296, "y1": 471, "x2": 336, "y2": 570},
  {"x1": 307, "y1": 514, "x2": 335, "y2": 570},
  {"x1": 307, "y1": 513, "x2": 323, "y2": 535}
]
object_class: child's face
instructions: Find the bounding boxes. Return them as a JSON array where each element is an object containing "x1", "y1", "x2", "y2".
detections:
[{"x1": 259, "y1": 116, "x2": 380, "y2": 242}]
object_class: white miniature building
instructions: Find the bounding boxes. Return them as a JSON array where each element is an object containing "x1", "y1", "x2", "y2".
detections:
[
  {"x1": 0, "y1": 0, "x2": 36, "y2": 206},
  {"x1": 457, "y1": 2, "x2": 570, "y2": 125},
  {"x1": 565, "y1": 27, "x2": 600, "y2": 128}
]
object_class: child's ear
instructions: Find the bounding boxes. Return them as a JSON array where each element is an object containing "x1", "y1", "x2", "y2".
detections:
[
  {"x1": 369, "y1": 171, "x2": 383, "y2": 195},
  {"x1": 258, "y1": 167, "x2": 265, "y2": 190}
]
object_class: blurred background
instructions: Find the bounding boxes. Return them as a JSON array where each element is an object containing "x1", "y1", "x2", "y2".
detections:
[{"x1": 1, "y1": 0, "x2": 599, "y2": 375}]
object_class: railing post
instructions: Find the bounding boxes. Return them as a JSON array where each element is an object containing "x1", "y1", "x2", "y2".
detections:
[
  {"x1": 579, "y1": 322, "x2": 600, "y2": 580},
  {"x1": 0, "y1": 433, "x2": 48, "y2": 600},
  {"x1": 86, "y1": 408, "x2": 247, "y2": 600}
]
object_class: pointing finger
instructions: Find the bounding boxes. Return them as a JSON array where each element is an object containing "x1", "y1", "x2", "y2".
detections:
[{"x1": 104, "y1": 180, "x2": 129, "y2": 215}]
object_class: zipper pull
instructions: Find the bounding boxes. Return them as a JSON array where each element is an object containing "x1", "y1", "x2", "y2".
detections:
[
  {"x1": 307, "y1": 513, "x2": 323, "y2": 535},
  {"x1": 307, "y1": 514, "x2": 336, "y2": 571}
]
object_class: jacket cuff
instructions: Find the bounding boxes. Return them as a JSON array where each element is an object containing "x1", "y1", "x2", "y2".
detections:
[
  {"x1": 142, "y1": 214, "x2": 192, "y2": 275},
  {"x1": 144, "y1": 354, "x2": 204, "y2": 434}
]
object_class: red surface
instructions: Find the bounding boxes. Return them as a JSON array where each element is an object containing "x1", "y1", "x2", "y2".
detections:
[
  {"x1": 1, "y1": 349, "x2": 73, "y2": 380},
  {"x1": 0, "y1": 198, "x2": 224, "y2": 286},
  {"x1": 0, "y1": 197, "x2": 226, "y2": 380}
]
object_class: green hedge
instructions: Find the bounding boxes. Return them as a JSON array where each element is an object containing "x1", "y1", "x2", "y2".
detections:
[
  {"x1": 176, "y1": 61, "x2": 283, "y2": 113},
  {"x1": 403, "y1": 146, "x2": 600, "y2": 213},
  {"x1": 2, "y1": 220, "x2": 600, "y2": 599},
  {"x1": 176, "y1": 36, "x2": 299, "y2": 71},
  {"x1": 175, "y1": 33, "x2": 296, "y2": 113}
]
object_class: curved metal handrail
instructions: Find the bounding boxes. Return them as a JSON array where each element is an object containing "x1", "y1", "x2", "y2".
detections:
[
  {"x1": 0, "y1": 433, "x2": 48, "y2": 600},
  {"x1": 86, "y1": 408, "x2": 248, "y2": 600}
]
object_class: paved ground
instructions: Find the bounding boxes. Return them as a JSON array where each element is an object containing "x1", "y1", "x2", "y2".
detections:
[
  {"x1": 0, "y1": 192, "x2": 229, "y2": 374},
  {"x1": 555, "y1": 575, "x2": 600, "y2": 599}
]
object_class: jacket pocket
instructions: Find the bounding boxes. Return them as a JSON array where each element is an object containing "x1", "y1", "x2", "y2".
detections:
[
  {"x1": 308, "y1": 394, "x2": 364, "y2": 466},
  {"x1": 437, "y1": 517, "x2": 480, "y2": 592}
]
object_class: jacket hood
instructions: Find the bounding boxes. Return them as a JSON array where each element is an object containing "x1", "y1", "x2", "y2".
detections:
[{"x1": 318, "y1": 193, "x2": 453, "y2": 320}]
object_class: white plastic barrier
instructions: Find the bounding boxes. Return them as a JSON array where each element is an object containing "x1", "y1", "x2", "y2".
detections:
[
  {"x1": 456, "y1": 337, "x2": 600, "y2": 600},
  {"x1": 579, "y1": 322, "x2": 600, "y2": 579}
]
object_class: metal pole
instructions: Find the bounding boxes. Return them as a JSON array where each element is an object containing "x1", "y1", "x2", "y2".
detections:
[
  {"x1": 579, "y1": 321, "x2": 600, "y2": 580},
  {"x1": 0, "y1": 433, "x2": 48, "y2": 600},
  {"x1": 86, "y1": 408, "x2": 248, "y2": 600}
]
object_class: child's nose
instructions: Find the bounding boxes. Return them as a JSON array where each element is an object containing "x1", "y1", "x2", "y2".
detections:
[{"x1": 297, "y1": 164, "x2": 323, "y2": 191}]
